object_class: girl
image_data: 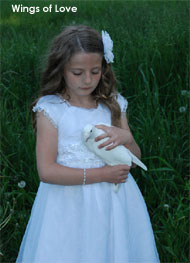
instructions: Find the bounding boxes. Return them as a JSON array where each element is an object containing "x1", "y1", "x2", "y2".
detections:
[{"x1": 17, "y1": 25, "x2": 159, "y2": 263}]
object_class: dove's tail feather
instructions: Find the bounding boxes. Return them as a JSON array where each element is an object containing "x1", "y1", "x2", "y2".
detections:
[{"x1": 130, "y1": 152, "x2": 148, "y2": 171}]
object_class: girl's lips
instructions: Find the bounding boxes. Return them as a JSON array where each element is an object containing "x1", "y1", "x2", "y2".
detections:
[{"x1": 81, "y1": 87, "x2": 91, "y2": 90}]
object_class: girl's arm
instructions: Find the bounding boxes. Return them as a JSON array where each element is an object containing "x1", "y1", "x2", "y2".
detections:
[
  {"x1": 36, "y1": 112, "x2": 130, "y2": 185},
  {"x1": 120, "y1": 115, "x2": 141, "y2": 160}
]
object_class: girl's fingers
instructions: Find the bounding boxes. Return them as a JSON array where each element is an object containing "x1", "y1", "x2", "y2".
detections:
[
  {"x1": 118, "y1": 164, "x2": 131, "y2": 171},
  {"x1": 95, "y1": 124, "x2": 109, "y2": 131},
  {"x1": 121, "y1": 176, "x2": 128, "y2": 183},
  {"x1": 105, "y1": 142, "x2": 118, "y2": 151},
  {"x1": 98, "y1": 138, "x2": 113, "y2": 149},
  {"x1": 95, "y1": 125, "x2": 112, "y2": 142},
  {"x1": 95, "y1": 133, "x2": 108, "y2": 142},
  {"x1": 118, "y1": 174, "x2": 128, "y2": 183}
]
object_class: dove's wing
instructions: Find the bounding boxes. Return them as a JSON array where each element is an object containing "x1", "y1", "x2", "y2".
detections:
[
  {"x1": 91, "y1": 140, "x2": 132, "y2": 166},
  {"x1": 88, "y1": 138, "x2": 147, "y2": 170},
  {"x1": 127, "y1": 150, "x2": 148, "y2": 171}
]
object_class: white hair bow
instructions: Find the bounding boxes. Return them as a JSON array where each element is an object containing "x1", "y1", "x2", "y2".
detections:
[{"x1": 102, "y1": 30, "x2": 114, "y2": 64}]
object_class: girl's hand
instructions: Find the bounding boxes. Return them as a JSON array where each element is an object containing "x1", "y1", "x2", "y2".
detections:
[
  {"x1": 95, "y1": 124, "x2": 133, "y2": 151},
  {"x1": 101, "y1": 165, "x2": 130, "y2": 184}
]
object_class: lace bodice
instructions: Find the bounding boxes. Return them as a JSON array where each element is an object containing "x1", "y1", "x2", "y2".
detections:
[{"x1": 33, "y1": 94, "x2": 128, "y2": 169}]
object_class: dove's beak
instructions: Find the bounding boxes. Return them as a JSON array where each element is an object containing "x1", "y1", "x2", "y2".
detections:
[{"x1": 84, "y1": 133, "x2": 89, "y2": 142}]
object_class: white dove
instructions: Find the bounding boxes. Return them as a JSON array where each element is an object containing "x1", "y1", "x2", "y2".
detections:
[{"x1": 83, "y1": 124, "x2": 147, "y2": 192}]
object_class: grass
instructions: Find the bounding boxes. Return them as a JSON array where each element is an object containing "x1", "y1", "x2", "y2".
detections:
[{"x1": 1, "y1": 0, "x2": 189, "y2": 262}]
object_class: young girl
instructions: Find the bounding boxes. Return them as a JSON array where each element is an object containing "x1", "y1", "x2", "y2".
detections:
[{"x1": 17, "y1": 25, "x2": 159, "y2": 263}]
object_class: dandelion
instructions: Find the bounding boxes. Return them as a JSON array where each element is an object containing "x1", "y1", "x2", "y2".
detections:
[
  {"x1": 164, "y1": 204, "x2": 170, "y2": 208},
  {"x1": 179, "y1": 106, "x2": 186, "y2": 113},
  {"x1": 18, "y1": 180, "x2": 26, "y2": 188},
  {"x1": 181, "y1": 90, "x2": 190, "y2": 96},
  {"x1": 10, "y1": 209, "x2": 14, "y2": 214}
]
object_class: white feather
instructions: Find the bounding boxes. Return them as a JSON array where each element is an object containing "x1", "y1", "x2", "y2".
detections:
[{"x1": 83, "y1": 124, "x2": 147, "y2": 192}]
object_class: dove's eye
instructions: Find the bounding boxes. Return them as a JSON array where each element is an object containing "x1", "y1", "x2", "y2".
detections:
[{"x1": 90, "y1": 129, "x2": 92, "y2": 133}]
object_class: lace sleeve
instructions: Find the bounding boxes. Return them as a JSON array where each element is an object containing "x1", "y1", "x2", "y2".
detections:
[
  {"x1": 32, "y1": 96, "x2": 58, "y2": 128},
  {"x1": 116, "y1": 93, "x2": 128, "y2": 117}
]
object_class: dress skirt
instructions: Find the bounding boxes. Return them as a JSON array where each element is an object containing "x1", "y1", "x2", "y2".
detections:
[{"x1": 17, "y1": 167, "x2": 159, "y2": 263}]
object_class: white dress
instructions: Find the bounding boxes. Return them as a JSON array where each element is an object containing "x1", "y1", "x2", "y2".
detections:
[{"x1": 17, "y1": 94, "x2": 159, "y2": 263}]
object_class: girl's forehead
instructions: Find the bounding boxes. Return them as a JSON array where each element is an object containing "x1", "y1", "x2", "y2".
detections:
[{"x1": 67, "y1": 52, "x2": 103, "y2": 68}]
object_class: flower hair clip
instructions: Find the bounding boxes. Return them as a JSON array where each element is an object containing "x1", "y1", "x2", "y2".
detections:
[{"x1": 101, "y1": 30, "x2": 114, "y2": 64}]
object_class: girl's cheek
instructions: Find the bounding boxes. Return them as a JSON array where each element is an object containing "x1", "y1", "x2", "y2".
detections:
[{"x1": 95, "y1": 73, "x2": 102, "y2": 81}]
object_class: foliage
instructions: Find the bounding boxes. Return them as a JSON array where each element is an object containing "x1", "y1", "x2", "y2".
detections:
[{"x1": 1, "y1": 0, "x2": 189, "y2": 262}]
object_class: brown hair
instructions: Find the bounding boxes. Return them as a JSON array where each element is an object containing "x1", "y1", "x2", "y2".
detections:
[{"x1": 32, "y1": 25, "x2": 121, "y2": 131}]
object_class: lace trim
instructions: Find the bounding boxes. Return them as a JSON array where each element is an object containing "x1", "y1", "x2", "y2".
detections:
[
  {"x1": 57, "y1": 159, "x2": 105, "y2": 169},
  {"x1": 122, "y1": 101, "x2": 128, "y2": 113},
  {"x1": 57, "y1": 143, "x2": 105, "y2": 167},
  {"x1": 116, "y1": 93, "x2": 128, "y2": 113},
  {"x1": 32, "y1": 106, "x2": 57, "y2": 128}
]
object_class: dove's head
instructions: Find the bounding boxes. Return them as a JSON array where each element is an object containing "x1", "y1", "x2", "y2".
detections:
[{"x1": 83, "y1": 124, "x2": 95, "y2": 143}]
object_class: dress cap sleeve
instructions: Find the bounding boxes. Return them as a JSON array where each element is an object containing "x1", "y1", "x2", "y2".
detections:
[
  {"x1": 116, "y1": 93, "x2": 128, "y2": 112},
  {"x1": 32, "y1": 95, "x2": 60, "y2": 128}
]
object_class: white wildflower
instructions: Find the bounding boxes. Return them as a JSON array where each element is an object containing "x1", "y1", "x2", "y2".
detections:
[
  {"x1": 164, "y1": 204, "x2": 170, "y2": 208},
  {"x1": 181, "y1": 90, "x2": 190, "y2": 96},
  {"x1": 18, "y1": 180, "x2": 26, "y2": 188},
  {"x1": 102, "y1": 31, "x2": 114, "y2": 63},
  {"x1": 179, "y1": 106, "x2": 186, "y2": 113}
]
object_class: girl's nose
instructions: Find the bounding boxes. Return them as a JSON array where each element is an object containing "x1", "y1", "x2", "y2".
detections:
[{"x1": 84, "y1": 72, "x2": 92, "y2": 84}]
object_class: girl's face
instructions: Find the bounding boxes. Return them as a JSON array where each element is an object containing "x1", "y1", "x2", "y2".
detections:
[{"x1": 63, "y1": 52, "x2": 102, "y2": 99}]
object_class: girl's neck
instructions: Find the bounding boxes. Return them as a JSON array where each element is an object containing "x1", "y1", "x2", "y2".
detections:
[{"x1": 61, "y1": 92, "x2": 97, "y2": 109}]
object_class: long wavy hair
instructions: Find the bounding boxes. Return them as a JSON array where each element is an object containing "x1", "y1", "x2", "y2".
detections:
[{"x1": 31, "y1": 25, "x2": 121, "y2": 131}]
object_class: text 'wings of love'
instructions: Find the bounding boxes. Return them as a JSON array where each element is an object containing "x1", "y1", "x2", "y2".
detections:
[{"x1": 11, "y1": 4, "x2": 77, "y2": 14}]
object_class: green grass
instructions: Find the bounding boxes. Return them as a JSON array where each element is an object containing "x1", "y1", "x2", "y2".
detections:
[{"x1": 1, "y1": 0, "x2": 189, "y2": 262}]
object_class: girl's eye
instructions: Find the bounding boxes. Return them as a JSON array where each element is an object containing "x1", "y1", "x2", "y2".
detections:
[
  {"x1": 92, "y1": 71, "x2": 100, "y2": 75},
  {"x1": 72, "y1": 70, "x2": 101, "y2": 76},
  {"x1": 73, "y1": 72, "x2": 82, "y2": 76}
]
